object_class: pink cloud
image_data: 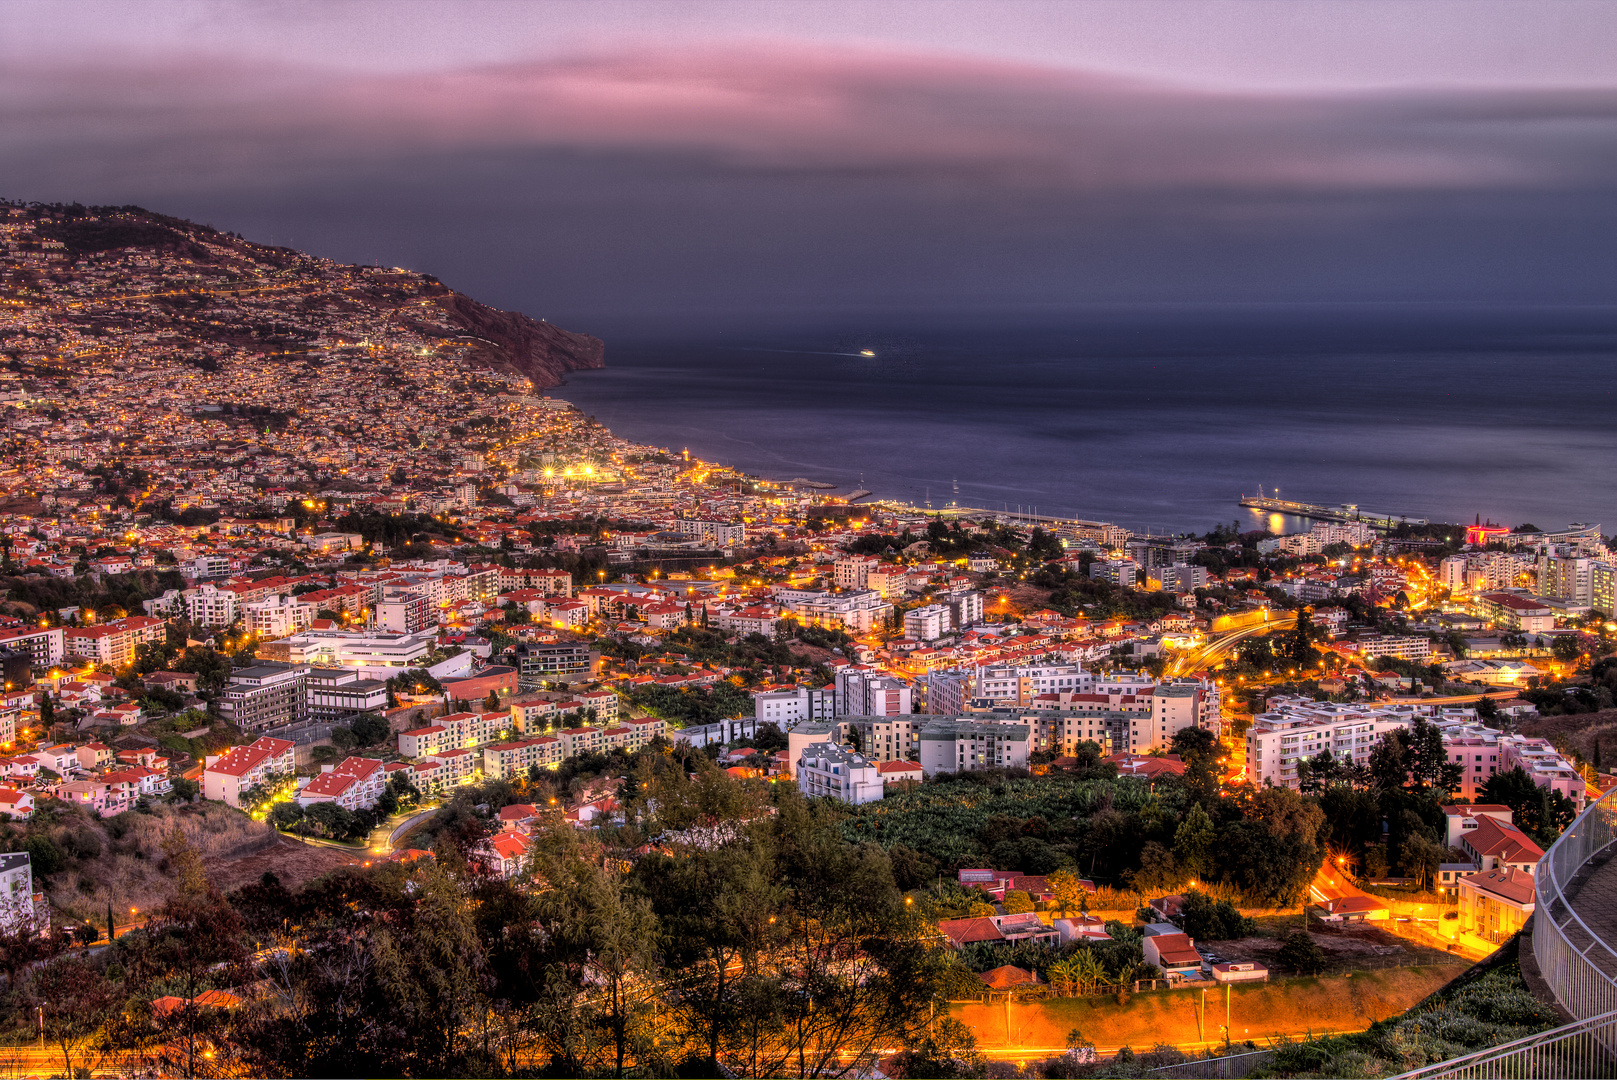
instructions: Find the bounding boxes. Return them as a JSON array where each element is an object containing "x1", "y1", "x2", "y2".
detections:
[{"x1": 2, "y1": 41, "x2": 1611, "y2": 194}]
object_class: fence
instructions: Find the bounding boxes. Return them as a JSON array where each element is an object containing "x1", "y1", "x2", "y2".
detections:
[
  {"x1": 1534, "y1": 783, "x2": 1617, "y2": 1021},
  {"x1": 1386, "y1": 785, "x2": 1617, "y2": 1078},
  {"x1": 1387, "y1": 1008, "x2": 1617, "y2": 1079},
  {"x1": 1143, "y1": 1049, "x2": 1275, "y2": 1079}
]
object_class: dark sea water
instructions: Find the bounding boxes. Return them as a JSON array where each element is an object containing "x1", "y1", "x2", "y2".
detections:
[{"x1": 556, "y1": 308, "x2": 1617, "y2": 536}]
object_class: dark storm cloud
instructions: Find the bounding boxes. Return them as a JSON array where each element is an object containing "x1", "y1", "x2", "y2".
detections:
[{"x1": 5, "y1": 45, "x2": 1617, "y2": 321}]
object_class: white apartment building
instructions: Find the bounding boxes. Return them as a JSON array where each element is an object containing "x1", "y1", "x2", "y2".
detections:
[
  {"x1": 275, "y1": 629, "x2": 441, "y2": 677},
  {"x1": 797, "y1": 742, "x2": 886, "y2": 804},
  {"x1": 297, "y1": 756, "x2": 386, "y2": 811},
  {"x1": 918, "y1": 669, "x2": 973, "y2": 715},
  {"x1": 203, "y1": 735, "x2": 297, "y2": 808},
  {"x1": 975, "y1": 663, "x2": 1091, "y2": 705},
  {"x1": 0, "y1": 625, "x2": 64, "y2": 668},
  {"x1": 1246, "y1": 703, "x2": 1412, "y2": 790},
  {"x1": 1539, "y1": 554, "x2": 1594, "y2": 606},
  {"x1": 1090, "y1": 560, "x2": 1140, "y2": 588},
  {"x1": 0, "y1": 852, "x2": 37, "y2": 935},
  {"x1": 942, "y1": 589, "x2": 984, "y2": 629},
  {"x1": 835, "y1": 668, "x2": 912, "y2": 717},
  {"x1": 398, "y1": 711, "x2": 511, "y2": 758},
  {"x1": 866, "y1": 568, "x2": 906, "y2": 598},
  {"x1": 1129, "y1": 679, "x2": 1219, "y2": 752},
  {"x1": 243, "y1": 595, "x2": 315, "y2": 639},
  {"x1": 677, "y1": 519, "x2": 746, "y2": 545},
  {"x1": 787, "y1": 590, "x2": 892, "y2": 634},
  {"x1": 1595, "y1": 562, "x2": 1617, "y2": 618},
  {"x1": 918, "y1": 718, "x2": 1031, "y2": 776},
  {"x1": 752, "y1": 685, "x2": 834, "y2": 724},
  {"x1": 184, "y1": 583, "x2": 240, "y2": 626},
  {"x1": 1353, "y1": 635, "x2": 1433, "y2": 661},
  {"x1": 1147, "y1": 565, "x2": 1210, "y2": 593},
  {"x1": 903, "y1": 604, "x2": 950, "y2": 642},
  {"x1": 835, "y1": 556, "x2": 881, "y2": 591}
]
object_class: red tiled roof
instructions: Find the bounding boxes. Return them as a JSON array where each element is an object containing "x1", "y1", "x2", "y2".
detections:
[
  {"x1": 937, "y1": 917, "x2": 1004, "y2": 945},
  {"x1": 1461, "y1": 867, "x2": 1536, "y2": 906}
]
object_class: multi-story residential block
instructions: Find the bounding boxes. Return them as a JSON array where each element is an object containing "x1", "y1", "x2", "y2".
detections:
[
  {"x1": 834, "y1": 668, "x2": 912, "y2": 717},
  {"x1": 217, "y1": 663, "x2": 308, "y2": 731},
  {"x1": 786, "y1": 589, "x2": 892, "y2": 634},
  {"x1": 917, "y1": 718, "x2": 1030, "y2": 776},
  {"x1": 0, "y1": 852, "x2": 39, "y2": 934},
  {"x1": 842, "y1": 716, "x2": 923, "y2": 762},
  {"x1": 482, "y1": 736, "x2": 564, "y2": 779},
  {"x1": 797, "y1": 742, "x2": 885, "y2": 804},
  {"x1": 397, "y1": 711, "x2": 509, "y2": 757},
  {"x1": 834, "y1": 556, "x2": 880, "y2": 591},
  {"x1": 1594, "y1": 561, "x2": 1617, "y2": 618},
  {"x1": 1475, "y1": 593, "x2": 1556, "y2": 634},
  {"x1": 752, "y1": 685, "x2": 833, "y2": 724},
  {"x1": 63, "y1": 616, "x2": 165, "y2": 669},
  {"x1": 1352, "y1": 635, "x2": 1432, "y2": 661},
  {"x1": 558, "y1": 726, "x2": 604, "y2": 757},
  {"x1": 676, "y1": 518, "x2": 745, "y2": 545},
  {"x1": 183, "y1": 583, "x2": 241, "y2": 626},
  {"x1": 941, "y1": 589, "x2": 984, "y2": 630},
  {"x1": 1245, "y1": 702, "x2": 1412, "y2": 790},
  {"x1": 917, "y1": 669, "x2": 973, "y2": 715},
  {"x1": 272, "y1": 629, "x2": 436, "y2": 675},
  {"x1": 1147, "y1": 565, "x2": 1210, "y2": 593},
  {"x1": 511, "y1": 641, "x2": 591, "y2": 680},
  {"x1": 975, "y1": 663, "x2": 1091, "y2": 706},
  {"x1": 1135, "y1": 679, "x2": 1219, "y2": 752},
  {"x1": 903, "y1": 604, "x2": 950, "y2": 642},
  {"x1": 1457, "y1": 868, "x2": 1535, "y2": 946},
  {"x1": 376, "y1": 588, "x2": 434, "y2": 634},
  {"x1": 297, "y1": 756, "x2": 386, "y2": 811},
  {"x1": 1538, "y1": 554, "x2": 1593, "y2": 606},
  {"x1": 1089, "y1": 559, "x2": 1139, "y2": 588},
  {"x1": 304, "y1": 667, "x2": 390, "y2": 720},
  {"x1": 203, "y1": 735, "x2": 297, "y2": 808},
  {"x1": 242, "y1": 594, "x2": 314, "y2": 639},
  {"x1": 0, "y1": 625, "x2": 64, "y2": 668}
]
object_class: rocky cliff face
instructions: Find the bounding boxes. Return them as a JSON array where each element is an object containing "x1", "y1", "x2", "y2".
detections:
[{"x1": 429, "y1": 292, "x2": 605, "y2": 390}]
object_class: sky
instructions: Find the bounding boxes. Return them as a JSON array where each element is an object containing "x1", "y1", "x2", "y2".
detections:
[{"x1": 5, "y1": 0, "x2": 1617, "y2": 327}]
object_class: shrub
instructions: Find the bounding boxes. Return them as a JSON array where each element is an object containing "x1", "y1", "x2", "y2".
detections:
[{"x1": 1277, "y1": 930, "x2": 1327, "y2": 975}]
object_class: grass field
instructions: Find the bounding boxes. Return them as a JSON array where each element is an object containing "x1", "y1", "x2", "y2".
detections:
[{"x1": 952, "y1": 964, "x2": 1468, "y2": 1055}]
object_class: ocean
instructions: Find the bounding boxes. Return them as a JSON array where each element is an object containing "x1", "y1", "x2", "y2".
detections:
[{"x1": 556, "y1": 308, "x2": 1617, "y2": 536}]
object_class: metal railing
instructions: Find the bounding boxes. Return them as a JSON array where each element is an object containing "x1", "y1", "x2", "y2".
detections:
[
  {"x1": 1388, "y1": 1008, "x2": 1617, "y2": 1079},
  {"x1": 1534, "y1": 784, "x2": 1617, "y2": 1020},
  {"x1": 1387, "y1": 787, "x2": 1617, "y2": 1078}
]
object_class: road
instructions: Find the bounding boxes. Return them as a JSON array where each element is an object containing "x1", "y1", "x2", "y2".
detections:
[
  {"x1": 385, "y1": 805, "x2": 440, "y2": 853},
  {"x1": 1169, "y1": 613, "x2": 1298, "y2": 677}
]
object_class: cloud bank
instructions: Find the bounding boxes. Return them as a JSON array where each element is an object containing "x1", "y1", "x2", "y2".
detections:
[{"x1": 5, "y1": 44, "x2": 1617, "y2": 321}]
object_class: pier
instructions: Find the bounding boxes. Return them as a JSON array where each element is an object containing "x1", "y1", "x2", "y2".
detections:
[{"x1": 1239, "y1": 493, "x2": 1426, "y2": 530}]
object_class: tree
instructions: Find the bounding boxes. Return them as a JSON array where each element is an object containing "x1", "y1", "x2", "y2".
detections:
[
  {"x1": 1554, "y1": 635, "x2": 1583, "y2": 663},
  {"x1": 1172, "y1": 803, "x2": 1218, "y2": 882},
  {"x1": 1003, "y1": 889, "x2": 1035, "y2": 914},
  {"x1": 1277, "y1": 931, "x2": 1327, "y2": 975},
  {"x1": 349, "y1": 712, "x2": 391, "y2": 747},
  {"x1": 32, "y1": 956, "x2": 118, "y2": 1077},
  {"x1": 1048, "y1": 869, "x2": 1090, "y2": 917},
  {"x1": 1481, "y1": 767, "x2": 1578, "y2": 845},
  {"x1": 1177, "y1": 890, "x2": 1257, "y2": 941},
  {"x1": 1400, "y1": 833, "x2": 1444, "y2": 890}
]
